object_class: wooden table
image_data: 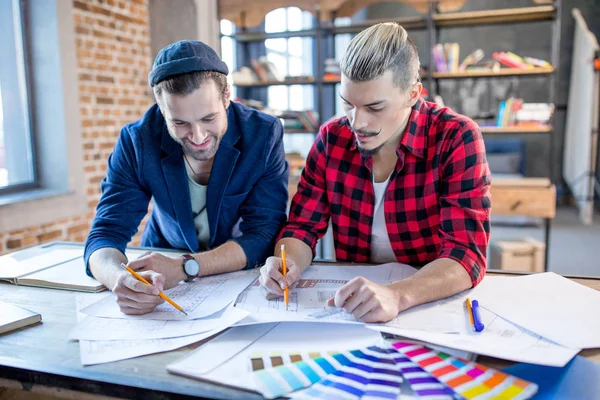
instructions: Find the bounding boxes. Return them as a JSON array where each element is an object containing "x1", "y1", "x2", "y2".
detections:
[{"x1": 1, "y1": 271, "x2": 599, "y2": 400}]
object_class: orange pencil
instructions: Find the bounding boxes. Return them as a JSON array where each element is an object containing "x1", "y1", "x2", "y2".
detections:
[
  {"x1": 281, "y1": 244, "x2": 289, "y2": 310},
  {"x1": 119, "y1": 263, "x2": 187, "y2": 315},
  {"x1": 466, "y1": 298, "x2": 474, "y2": 326}
]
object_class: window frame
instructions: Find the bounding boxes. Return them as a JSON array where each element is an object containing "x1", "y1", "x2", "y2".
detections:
[
  {"x1": 0, "y1": 0, "x2": 86, "y2": 233},
  {"x1": 0, "y1": 0, "x2": 39, "y2": 195}
]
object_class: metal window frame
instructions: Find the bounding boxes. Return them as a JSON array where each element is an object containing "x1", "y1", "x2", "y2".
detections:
[{"x1": 0, "y1": 0, "x2": 39, "y2": 196}]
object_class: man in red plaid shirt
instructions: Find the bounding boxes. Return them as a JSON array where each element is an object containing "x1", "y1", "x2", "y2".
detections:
[{"x1": 259, "y1": 22, "x2": 491, "y2": 323}]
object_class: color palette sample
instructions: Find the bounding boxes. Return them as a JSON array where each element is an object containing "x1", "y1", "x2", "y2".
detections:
[
  {"x1": 252, "y1": 350, "x2": 353, "y2": 399},
  {"x1": 392, "y1": 341, "x2": 538, "y2": 399},
  {"x1": 368, "y1": 345, "x2": 458, "y2": 399},
  {"x1": 249, "y1": 351, "x2": 324, "y2": 371},
  {"x1": 293, "y1": 346, "x2": 403, "y2": 400}
]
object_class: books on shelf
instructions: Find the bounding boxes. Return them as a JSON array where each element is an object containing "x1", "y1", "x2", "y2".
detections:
[
  {"x1": 232, "y1": 56, "x2": 313, "y2": 85},
  {"x1": 494, "y1": 98, "x2": 554, "y2": 128},
  {"x1": 235, "y1": 98, "x2": 319, "y2": 133},
  {"x1": 277, "y1": 110, "x2": 319, "y2": 133},
  {"x1": 433, "y1": 44, "x2": 552, "y2": 74}
]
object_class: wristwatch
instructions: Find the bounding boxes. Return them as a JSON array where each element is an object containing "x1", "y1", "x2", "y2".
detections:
[{"x1": 181, "y1": 254, "x2": 200, "y2": 282}]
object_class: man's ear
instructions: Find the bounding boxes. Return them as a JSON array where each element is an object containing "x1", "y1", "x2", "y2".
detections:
[{"x1": 408, "y1": 82, "x2": 422, "y2": 107}]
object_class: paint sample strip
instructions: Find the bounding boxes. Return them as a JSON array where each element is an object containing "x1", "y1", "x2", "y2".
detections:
[
  {"x1": 392, "y1": 341, "x2": 538, "y2": 399},
  {"x1": 294, "y1": 346, "x2": 403, "y2": 400},
  {"x1": 250, "y1": 350, "x2": 329, "y2": 372},
  {"x1": 252, "y1": 351, "x2": 353, "y2": 399},
  {"x1": 368, "y1": 345, "x2": 457, "y2": 399}
]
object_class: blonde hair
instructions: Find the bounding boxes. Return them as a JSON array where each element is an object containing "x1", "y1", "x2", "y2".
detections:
[{"x1": 340, "y1": 22, "x2": 420, "y2": 91}]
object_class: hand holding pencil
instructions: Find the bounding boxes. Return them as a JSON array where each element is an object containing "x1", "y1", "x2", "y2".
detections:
[
  {"x1": 113, "y1": 264, "x2": 187, "y2": 315},
  {"x1": 257, "y1": 246, "x2": 301, "y2": 302}
]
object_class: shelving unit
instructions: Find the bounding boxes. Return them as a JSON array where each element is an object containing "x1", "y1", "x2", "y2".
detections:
[
  {"x1": 226, "y1": 0, "x2": 561, "y2": 269},
  {"x1": 431, "y1": 66, "x2": 554, "y2": 79}
]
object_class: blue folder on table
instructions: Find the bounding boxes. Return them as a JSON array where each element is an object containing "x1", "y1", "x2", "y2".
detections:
[{"x1": 502, "y1": 356, "x2": 600, "y2": 399}]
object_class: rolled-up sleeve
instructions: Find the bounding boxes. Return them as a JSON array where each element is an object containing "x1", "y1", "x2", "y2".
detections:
[{"x1": 438, "y1": 121, "x2": 491, "y2": 286}]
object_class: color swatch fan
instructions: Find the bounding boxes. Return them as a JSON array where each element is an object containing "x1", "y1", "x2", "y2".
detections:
[{"x1": 392, "y1": 341, "x2": 538, "y2": 399}]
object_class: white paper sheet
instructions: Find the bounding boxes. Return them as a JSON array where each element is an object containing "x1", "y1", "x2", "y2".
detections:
[
  {"x1": 473, "y1": 272, "x2": 600, "y2": 349},
  {"x1": 79, "y1": 309, "x2": 248, "y2": 365},
  {"x1": 74, "y1": 293, "x2": 248, "y2": 365},
  {"x1": 234, "y1": 263, "x2": 423, "y2": 325},
  {"x1": 80, "y1": 269, "x2": 259, "y2": 320},
  {"x1": 69, "y1": 304, "x2": 240, "y2": 340},
  {"x1": 370, "y1": 304, "x2": 580, "y2": 367},
  {"x1": 167, "y1": 322, "x2": 384, "y2": 393}
]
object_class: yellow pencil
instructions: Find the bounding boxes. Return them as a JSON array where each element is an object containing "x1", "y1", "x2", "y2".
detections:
[
  {"x1": 119, "y1": 263, "x2": 187, "y2": 315},
  {"x1": 466, "y1": 298, "x2": 474, "y2": 325},
  {"x1": 281, "y1": 244, "x2": 289, "y2": 310}
]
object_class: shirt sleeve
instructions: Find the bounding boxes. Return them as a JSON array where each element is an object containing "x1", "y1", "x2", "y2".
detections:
[
  {"x1": 437, "y1": 120, "x2": 492, "y2": 286},
  {"x1": 84, "y1": 127, "x2": 151, "y2": 277},
  {"x1": 230, "y1": 119, "x2": 289, "y2": 268},
  {"x1": 277, "y1": 127, "x2": 331, "y2": 256}
]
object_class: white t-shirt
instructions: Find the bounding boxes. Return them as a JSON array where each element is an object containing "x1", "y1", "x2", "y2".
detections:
[
  {"x1": 370, "y1": 173, "x2": 397, "y2": 263},
  {"x1": 184, "y1": 159, "x2": 210, "y2": 250}
]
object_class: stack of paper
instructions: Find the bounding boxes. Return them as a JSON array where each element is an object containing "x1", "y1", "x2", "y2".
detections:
[{"x1": 71, "y1": 269, "x2": 259, "y2": 365}]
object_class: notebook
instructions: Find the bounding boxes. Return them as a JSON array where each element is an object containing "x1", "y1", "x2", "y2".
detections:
[
  {"x1": 0, "y1": 243, "x2": 187, "y2": 293},
  {"x1": 0, "y1": 245, "x2": 105, "y2": 292},
  {"x1": 0, "y1": 300, "x2": 42, "y2": 335}
]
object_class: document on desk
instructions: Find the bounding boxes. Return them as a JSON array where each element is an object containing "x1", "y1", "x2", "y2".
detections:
[
  {"x1": 81, "y1": 269, "x2": 259, "y2": 320},
  {"x1": 167, "y1": 322, "x2": 384, "y2": 393},
  {"x1": 474, "y1": 272, "x2": 600, "y2": 349},
  {"x1": 70, "y1": 304, "x2": 241, "y2": 341},
  {"x1": 236, "y1": 263, "x2": 429, "y2": 320},
  {"x1": 371, "y1": 304, "x2": 580, "y2": 367},
  {"x1": 74, "y1": 294, "x2": 249, "y2": 365}
]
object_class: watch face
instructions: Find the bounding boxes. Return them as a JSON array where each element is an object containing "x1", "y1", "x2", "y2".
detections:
[{"x1": 184, "y1": 258, "x2": 200, "y2": 277}]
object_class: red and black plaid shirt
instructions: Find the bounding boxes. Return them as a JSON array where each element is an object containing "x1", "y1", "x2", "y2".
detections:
[{"x1": 279, "y1": 98, "x2": 491, "y2": 286}]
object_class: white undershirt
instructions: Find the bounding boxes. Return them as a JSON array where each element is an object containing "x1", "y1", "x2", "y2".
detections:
[
  {"x1": 370, "y1": 173, "x2": 397, "y2": 263},
  {"x1": 184, "y1": 158, "x2": 210, "y2": 250}
]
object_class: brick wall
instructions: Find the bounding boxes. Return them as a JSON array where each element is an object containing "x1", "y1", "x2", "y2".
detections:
[{"x1": 0, "y1": 0, "x2": 152, "y2": 255}]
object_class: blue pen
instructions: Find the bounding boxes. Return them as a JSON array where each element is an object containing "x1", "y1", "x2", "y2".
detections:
[{"x1": 471, "y1": 300, "x2": 485, "y2": 332}]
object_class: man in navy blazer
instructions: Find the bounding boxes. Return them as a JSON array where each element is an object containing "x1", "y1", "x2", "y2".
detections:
[{"x1": 84, "y1": 41, "x2": 289, "y2": 315}]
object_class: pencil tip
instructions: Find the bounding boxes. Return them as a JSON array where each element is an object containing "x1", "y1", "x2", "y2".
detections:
[{"x1": 182, "y1": 310, "x2": 188, "y2": 316}]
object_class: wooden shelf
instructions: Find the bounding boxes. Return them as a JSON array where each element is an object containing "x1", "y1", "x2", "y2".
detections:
[
  {"x1": 234, "y1": 77, "x2": 316, "y2": 87},
  {"x1": 228, "y1": 29, "x2": 317, "y2": 42},
  {"x1": 480, "y1": 126, "x2": 552, "y2": 134},
  {"x1": 433, "y1": 66, "x2": 554, "y2": 79},
  {"x1": 323, "y1": 16, "x2": 426, "y2": 34},
  {"x1": 434, "y1": 5, "x2": 555, "y2": 27},
  {"x1": 323, "y1": 76, "x2": 341, "y2": 84}
]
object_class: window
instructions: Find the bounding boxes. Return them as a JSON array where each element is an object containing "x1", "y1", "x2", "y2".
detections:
[
  {"x1": 0, "y1": 0, "x2": 35, "y2": 192},
  {"x1": 265, "y1": 7, "x2": 314, "y2": 112},
  {"x1": 220, "y1": 19, "x2": 237, "y2": 99}
]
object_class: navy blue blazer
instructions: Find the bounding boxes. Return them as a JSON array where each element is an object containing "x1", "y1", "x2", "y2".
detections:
[{"x1": 84, "y1": 101, "x2": 289, "y2": 273}]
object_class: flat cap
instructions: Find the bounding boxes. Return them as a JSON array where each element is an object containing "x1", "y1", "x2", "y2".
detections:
[{"x1": 148, "y1": 40, "x2": 229, "y2": 86}]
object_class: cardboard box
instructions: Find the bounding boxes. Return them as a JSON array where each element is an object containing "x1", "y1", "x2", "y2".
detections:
[{"x1": 490, "y1": 237, "x2": 545, "y2": 272}]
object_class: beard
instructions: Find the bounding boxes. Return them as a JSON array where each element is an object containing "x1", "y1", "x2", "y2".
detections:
[
  {"x1": 181, "y1": 135, "x2": 220, "y2": 161},
  {"x1": 357, "y1": 141, "x2": 386, "y2": 158},
  {"x1": 351, "y1": 127, "x2": 384, "y2": 157},
  {"x1": 168, "y1": 120, "x2": 228, "y2": 162}
]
